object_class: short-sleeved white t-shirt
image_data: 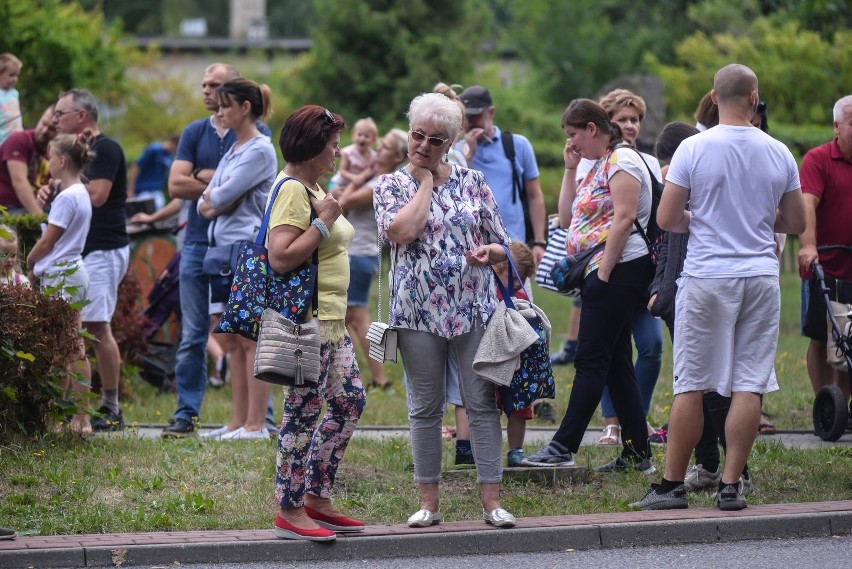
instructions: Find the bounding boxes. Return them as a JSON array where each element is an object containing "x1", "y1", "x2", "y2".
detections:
[
  {"x1": 666, "y1": 125, "x2": 800, "y2": 278},
  {"x1": 34, "y1": 183, "x2": 92, "y2": 277}
]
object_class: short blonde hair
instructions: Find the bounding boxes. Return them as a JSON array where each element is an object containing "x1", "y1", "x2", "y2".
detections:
[
  {"x1": 0, "y1": 223, "x2": 23, "y2": 276},
  {"x1": 493, "y1": 241, "x2": 535, "y2": 287},
  {"x1": 0, "y1": 53, "x2": 22, "y2": 75},
  {"x1": 353, "y1": 117, "x2": 378, "y2": 142},
  {"x1": 599, "y1": 88, "x2": 647, "y2": 121}
]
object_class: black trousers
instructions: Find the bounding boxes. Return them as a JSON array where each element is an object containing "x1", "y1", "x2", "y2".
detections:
[{"x1": 553, "y1": 256, "x2": 653, "y2": 460}]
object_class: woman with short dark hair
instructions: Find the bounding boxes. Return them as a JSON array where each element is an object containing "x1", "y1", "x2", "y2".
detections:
[{"x1": 267, "y1": 105, "x2": 366, "y2": 542}]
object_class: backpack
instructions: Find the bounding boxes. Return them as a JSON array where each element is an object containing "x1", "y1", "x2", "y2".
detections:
[
  {"x1": 500, "y1": 131, "x2": 534, "y2": 245},
  {"x1": 623, "y1": 146, "x2": 663, "y2": 259}
]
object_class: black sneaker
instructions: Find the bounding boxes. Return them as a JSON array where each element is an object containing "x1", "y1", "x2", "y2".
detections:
[
  {"x1": 91, "y1": 406, "x2": 124, "y2": 432},
  {"x1": 520, "y1": 442, "x2": 574, "y2": 467},
  {"x1": 629, "y1": 483, "x2": 688, "y2": 510},
  {"x1": 717, "y1": 483, "x2": 747, "y2": 511},
  {"x1": 533, "y1": 401, "x2": 557, "y2": 423},
  {"x1": 595, "y1": 456, "x2": 656, "y2": 475},
  {"x1": 455, "y1": 451, "x2": 475, "y2": 466},
  {"x1": 550, "y1": 345, "x2": 576, "y2": 366},
  {"x1": 161, "y1": 418, "x2": 196, "y2": 438}
]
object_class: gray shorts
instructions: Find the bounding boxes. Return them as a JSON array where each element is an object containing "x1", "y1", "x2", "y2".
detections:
[{"x1": 673, "y1": 275, "x2": 780, "y2": 397}]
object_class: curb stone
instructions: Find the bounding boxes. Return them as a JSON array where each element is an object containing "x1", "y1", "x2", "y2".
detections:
[{"x1": 2, "y1": 505, "x2": 850, "y2": 568}]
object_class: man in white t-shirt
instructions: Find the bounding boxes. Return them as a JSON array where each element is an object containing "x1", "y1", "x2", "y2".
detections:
[{"x1": 631, "y1": 64, "x2": 805, "y2": 512}]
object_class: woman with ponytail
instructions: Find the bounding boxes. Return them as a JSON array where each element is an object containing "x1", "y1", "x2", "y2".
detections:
[
  {"x1": 198, "y1": 78, "x2": 278, "y2": 440},
  {"x1": 523, "y1": 99, "x2": 655, "y2": 473},
  {"x1": 27, "y1": 130, "x2": 96, "y2": 434}
]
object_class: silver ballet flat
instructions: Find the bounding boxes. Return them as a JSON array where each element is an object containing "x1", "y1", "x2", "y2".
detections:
[
  {"x1": 407, "y1": 508, "x2": 441, "y2": 528},
  {"x1": 483, "y1": 507, "x2": 516, "y2": 528}
]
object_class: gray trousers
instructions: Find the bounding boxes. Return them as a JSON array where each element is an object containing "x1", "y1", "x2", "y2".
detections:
[{"x1": 397, "y1": 324, "x2": 503, "y2": 484}]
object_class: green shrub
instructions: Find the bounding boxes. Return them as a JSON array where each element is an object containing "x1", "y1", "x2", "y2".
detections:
[
  {"x1": 0, "y1": 283, "x2": 83, "y2": 440},
  {"x1": 0, "y1": 211, "x2": 47, "y2": 262}
]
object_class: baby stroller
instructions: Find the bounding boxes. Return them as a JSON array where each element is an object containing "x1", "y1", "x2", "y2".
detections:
[
  {"x1": 138, "y1": 251, "x2": 181, "y2": 392},
  {"x1": 810, "y1": 245, "x2": 852, "y2": 441}
]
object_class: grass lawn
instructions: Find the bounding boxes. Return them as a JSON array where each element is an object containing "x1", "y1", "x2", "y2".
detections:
[{"x1": 2, "y1": 269, "x2": 849, "y2": 536}]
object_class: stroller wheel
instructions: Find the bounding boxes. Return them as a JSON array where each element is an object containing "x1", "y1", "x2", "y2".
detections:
[{"x1": 812, "y1": 385, "x2": 849, "y2": 442}]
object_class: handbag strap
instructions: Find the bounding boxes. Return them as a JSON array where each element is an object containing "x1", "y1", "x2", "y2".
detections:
[
  {"x1": 494, "y1": 244, "x2": 526, "y2": 311},
  {"x1": 256, "y1": 175, "x2": 320, "y2": 318}
]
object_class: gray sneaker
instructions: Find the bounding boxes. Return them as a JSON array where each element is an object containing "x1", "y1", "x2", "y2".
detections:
[
  {"x1": 595, "y1": 456, "x2": 656, "y2": 474},
  {"x1": 684, "y1": 463, "x2": 721, "y2": 492},
  {"x1": 717, "y1": 483, "x2": 747, "y2": 511},
  {"x1": 740, "y1": 475, "x2": 754, "y2": 497},
  {"x1": 629, "y1": 483, "x2": 688, "y2": 511},
  {"x1": 520, "y1": 442, "x2": 574, "y2": 467}
]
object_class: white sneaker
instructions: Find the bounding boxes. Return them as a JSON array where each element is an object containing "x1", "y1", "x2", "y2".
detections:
[
  {"x1": 221, "y1": 427, "x2": 270, "y2": 440},
  {"x1": 199, "y1": 425, "x2": 235, "y2": 440}
]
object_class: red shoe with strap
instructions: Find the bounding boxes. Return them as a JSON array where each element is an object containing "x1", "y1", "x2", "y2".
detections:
[
  {"x1": 304, "y1": 506, "x2": 366, "y2": 532},
  {"x1": 274, "y1": 514, "x2": 336, "y2": 541}
]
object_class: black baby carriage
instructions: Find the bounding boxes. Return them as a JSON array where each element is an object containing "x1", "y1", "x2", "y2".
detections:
[
  {"x1": 139, "y1": 251, "x2": 181, "y2": 391},
  {"x1": 810, "y1": 245, "x2": 852, "y2": 441}
]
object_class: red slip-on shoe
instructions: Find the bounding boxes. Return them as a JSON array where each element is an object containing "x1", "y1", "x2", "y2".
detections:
[
  {"x1": 274, "y1": 514, "x2": 336, "y2": 541},
  {"x1": 304, "y1": 506, "x2": 366, "y2": 532}
]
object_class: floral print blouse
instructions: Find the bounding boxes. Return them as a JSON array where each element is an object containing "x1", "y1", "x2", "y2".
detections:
[
  {"x1": 566, "y1": 147, "x2": 650, "y2": 275},
  {"x1": 374, "y1": 166, "x2": 510, "y2": 338}
]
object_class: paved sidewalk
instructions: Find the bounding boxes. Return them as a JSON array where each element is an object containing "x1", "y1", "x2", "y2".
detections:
[{"x1": 2, "y1": 501, "x2": 850, "y2": 568}]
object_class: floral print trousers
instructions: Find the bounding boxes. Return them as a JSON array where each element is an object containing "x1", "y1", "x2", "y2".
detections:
[{"x1": 274, "y1": 334, "x2": 366, "y2": 508}]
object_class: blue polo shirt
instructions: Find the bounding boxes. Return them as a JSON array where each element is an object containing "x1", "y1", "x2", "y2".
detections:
[
  {"x1": 456, "y1": 125, "x2": 539, "y2": 243},
  {"x1": 175, "y1": 117, "x2": 272, "y2": 244},
  {"x1": 133, "y1": 142, "x2": 173, "y2": 195}
]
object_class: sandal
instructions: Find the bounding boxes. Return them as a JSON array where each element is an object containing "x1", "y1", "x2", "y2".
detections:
[
  {"x1": 758, "y1": 413, "x2": 776, "y2": 435},
  {"x1": 597, "y1": 424, "x2": 621, "y2": 445}
]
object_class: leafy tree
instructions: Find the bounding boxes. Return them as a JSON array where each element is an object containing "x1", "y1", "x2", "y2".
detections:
[
  {"x1": 0, "y1": 0, "x2": 136, "y2": 126},
  {"x1": 291, "y1": 0, "x2": 491, "y2": 126},
  {"x1": 646, "y1": 18, "x2": 852, "y2": 124},
  {"x1": 509, "y1": 0, "x2": 693, "y2": 105}
]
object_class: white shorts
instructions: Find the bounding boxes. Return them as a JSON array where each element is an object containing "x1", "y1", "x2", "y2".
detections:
[
  {"x1": 672, "y1": 275, "x2": 780, "y2": 397},
  {"x1": 81, "y1": 246, "x2": 130, "y2": 323},
  {"x1": 41, "y1": 262, "x2": 90, "y2": 306}
]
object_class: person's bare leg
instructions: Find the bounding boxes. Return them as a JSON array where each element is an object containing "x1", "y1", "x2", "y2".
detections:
[
  {"x1": 721, "y1": 392, "x2": 761, "y2": 485},
  {"x1": 85, "y1": 320, "x2": 121, "y2": 400},
  {"x1": 243, "y1": 337, "x2": 271, "y2": 431},
  {"x1": 507, "y1": 413, "x2": 525, "y2": 449},
  {"x1": 278, "y1": 506, "x2": 323, "y2": 529},
  {"x1": 418, "y1": 482, "x2": 439, "y2": 512},
  {"x1": 480, "y1": 482, "x2": 502, "y2": 511},
  {"x1": 215, "y1": 329, "x2": 246, "y2": 430},
  {"x1": 663, "y1": 391, "x2": 705, "y2": 482},
  {"x1": 807, "y1": 340, "x2": 835, "y2": 394},
  {"x1": 831, "y1": 368, "x2": 852, "y2": 400},
  {"x1": 455, "y1": 405, "x2": 471, "y2": 441}
]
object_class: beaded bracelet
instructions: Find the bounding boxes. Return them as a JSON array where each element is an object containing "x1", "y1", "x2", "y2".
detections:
[{"x1": 311, "y1": 218, "x2": 330, "y2": 239}]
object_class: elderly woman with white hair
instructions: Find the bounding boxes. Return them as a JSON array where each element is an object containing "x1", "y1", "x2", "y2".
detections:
[{"x1": 373, "y1": 92, "x2": 516, "y2": 528}]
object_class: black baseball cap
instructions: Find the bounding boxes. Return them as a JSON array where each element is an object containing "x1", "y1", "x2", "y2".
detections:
[{"x1": 460, "y1": 85, "x2": 493, "y2": 115}]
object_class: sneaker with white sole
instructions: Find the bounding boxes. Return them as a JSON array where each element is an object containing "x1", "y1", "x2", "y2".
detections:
[
  {"x1": 220, "y1": 427, "x2": 270, "y2": 440},
  {"x1": 629, "y1": 483, "x2": 688, "y2": 510},
  {"x1": 739, "y1": 475, "x2": 754, "y2": 497},
  {"x1": 199, "y1": 425, "x2": 236, "y2": 440},
  {"x1": 595, "y1": 456, "x2": 656, "y2": 474},
  {"x1": 684, "y1": 463, "x2": 721, "y2": 492},
  {"x1": 716, "y1": 482, "x2": 747, "y2": 511},
  {"x1": 520, "y1": 442, "x2": 574, "y2": 467},
  {"x1": 507, "y1": 448, "x2": 525, "y2": 467}
]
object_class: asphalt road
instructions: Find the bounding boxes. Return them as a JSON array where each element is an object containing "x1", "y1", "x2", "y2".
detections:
[{"x1": 111, "y1": 535, "x2": 852, "y2": 569}]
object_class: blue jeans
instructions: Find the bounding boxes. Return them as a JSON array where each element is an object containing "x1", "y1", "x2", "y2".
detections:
[
  {"x1": 600, "y1": 306, "x2": 663, "y2": 418},
  {"x1": 172, "y1": 242, "x2": 210, "y2": 423}
]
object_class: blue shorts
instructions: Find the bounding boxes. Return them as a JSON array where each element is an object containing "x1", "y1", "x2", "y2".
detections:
[{"x1": 347, "y1": 255, "x2": 378, "y2": 307}]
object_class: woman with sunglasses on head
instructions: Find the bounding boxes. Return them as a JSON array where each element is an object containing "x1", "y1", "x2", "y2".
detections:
[
  {"x1": 374, "y1": 92, "x2": 515, "y2": 529},
  {"x1": 269, "y1": 106, "x2": 366, "y2": 542}
]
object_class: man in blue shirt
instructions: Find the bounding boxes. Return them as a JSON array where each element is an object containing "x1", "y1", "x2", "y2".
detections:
[
  {"x1": 458, "y1": 86, "x2": 547, "y2": 264},
  {"x1": 128, "y1": 136, "x2": 179, "y2": 210},
  {"x1": 162, "y1": 63, "x2": 272, "y2": 437}
]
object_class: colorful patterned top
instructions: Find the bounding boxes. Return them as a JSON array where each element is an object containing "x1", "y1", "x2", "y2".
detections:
[
  {"x1": 566, "y1": 147, "x2": 652, "y2": 275},
  {"x1": 0, "y1": 89, "x2": 22, "y2": 145},
  {"x1": 374, "y1": 166, "x2": 510, "y2": 338}
]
